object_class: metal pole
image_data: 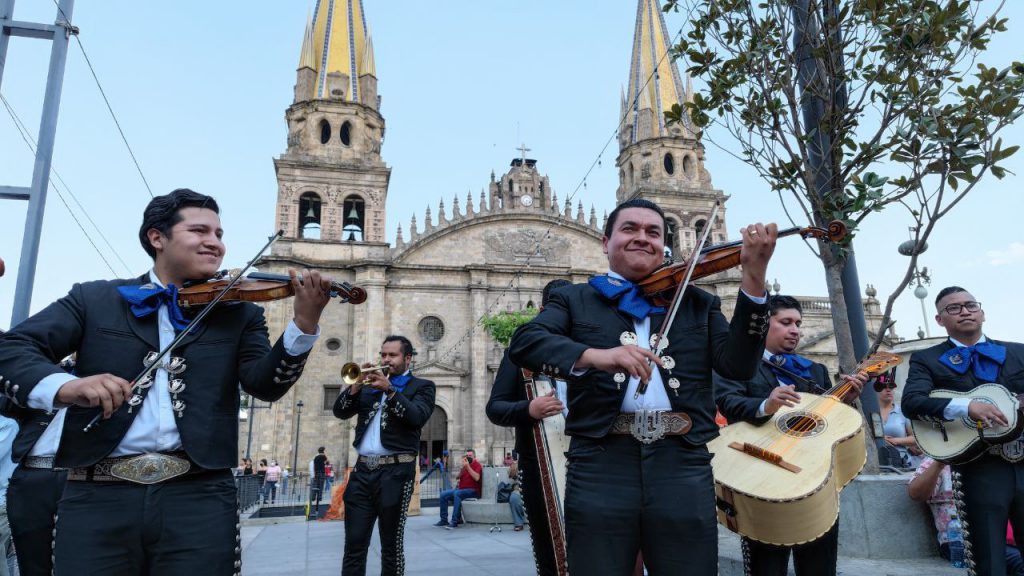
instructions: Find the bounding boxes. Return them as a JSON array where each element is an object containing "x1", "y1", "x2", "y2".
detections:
[
  {"x1": 291, "y1": 401, "x2": 302, "y2": 481},
  {"x1": 244, "y1": 398, "x2": 255, "y2": 460},
  {"x1": 793, "y1": 0, "x2": 889, "y2": 463},
  {"x1": 0, "y1": 0, "x2": 17, "y2": 88},
  {"x1": 5, "y1": 0, "x2": 76, "y2": 325}
]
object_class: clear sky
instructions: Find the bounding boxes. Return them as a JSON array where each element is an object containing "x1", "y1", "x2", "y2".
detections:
[{"x1": 1, "y1": 1, "x2": 1022, "y2": 343}]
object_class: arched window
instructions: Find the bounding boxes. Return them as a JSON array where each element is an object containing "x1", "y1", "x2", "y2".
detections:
[
  {"x1": 664, "y1": 219, "x2": 678, "y2": 259},
  {"x1": 683, "y1": 154, "x2": 695, "y2": 177},
  {"x1": 340, "y1": 121, "x2": 352, "y2": 146},
  {"x1": 628, "y1": 163, "x2": 635, "y2": 187},
  {"x1": 319, "y1": 120, "x2": 331, "y2": 145},
  {"x1": 664, "y1": 153, "x2": 675, "y2": 175},
  {"x1": 694, "y1": 218, "x2": 707, "y2": 243},
  {"x1": 299, "y1": 192, "x2": 322, "y2": 239},
  {"x1": 342, "y1": 194, "x2": 365, "y2": 242}
]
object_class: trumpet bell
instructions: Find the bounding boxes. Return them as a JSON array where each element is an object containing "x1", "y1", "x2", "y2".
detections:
[{"x1": 341, "y1": 362, "x2": 390, "y2": 385}]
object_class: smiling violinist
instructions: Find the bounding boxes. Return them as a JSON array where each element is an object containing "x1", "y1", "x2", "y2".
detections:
[
  {"x1": 0, "y1": 188, "x2": 333, "y2": 575},
  {"x1": 509, "y1": 198, "x2": 777, "y2": 575}
]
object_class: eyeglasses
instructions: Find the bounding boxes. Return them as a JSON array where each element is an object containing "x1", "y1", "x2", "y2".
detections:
[
  {"x1": 941, "y1": 301, "x2": 982, "y2": 315},
  {"x1": 873, "y1": 381, "x2": 897, "y2": 392}
]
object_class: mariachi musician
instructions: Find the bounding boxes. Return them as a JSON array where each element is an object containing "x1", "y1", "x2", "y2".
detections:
[
  {"x1": 0, "y1": 188, "x2": 334, "y2": 575},
  {"x1": 902, "y1": 287, "x2": 1024, "y2": 575},
  {"x1": 333, "y1": 335, "x2": 435, "y2": 576},
  {"x1": 509, "y1": 198, "x2": 776, "y2": 575},
  {"x1": 486, "y1": 278, "x2": 572, "y2": 576}
]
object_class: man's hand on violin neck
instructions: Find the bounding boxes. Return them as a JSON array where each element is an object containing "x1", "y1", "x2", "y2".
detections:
[
  {"x1": 578, "y1": 346, "x2": 663, "y2": 384},
  {"x1": 290, "y1": 268, "x2": 333, "y2": 334},
  {"x1": 56, "y1": 374, "x2": 133, "y2": 419},
  {"x1": 739, "y1": 222, "x2": 778, "y2": 296}
]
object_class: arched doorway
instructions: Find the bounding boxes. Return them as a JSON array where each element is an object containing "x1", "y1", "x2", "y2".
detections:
[{"x1": 419, "y1": 406, "x2": 449, "y2": 505}]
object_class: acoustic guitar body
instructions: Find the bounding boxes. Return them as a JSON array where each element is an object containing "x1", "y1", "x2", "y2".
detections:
[
  {"x1": 911, "y1": 383, "x2": 1022, "y2": 465},
  {"x1": 709, "y1": 393, "x2": 866, "y2": 546}
]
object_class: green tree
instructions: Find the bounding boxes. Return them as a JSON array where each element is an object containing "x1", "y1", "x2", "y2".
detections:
[
  {"x1": 480, "y1": 308, "x2": 538, "y2": 348},
  {"x1": 664, "y1": 0, "x2": 1022, "y2": 368}
]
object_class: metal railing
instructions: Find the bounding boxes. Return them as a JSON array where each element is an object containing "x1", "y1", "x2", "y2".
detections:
[{"x1": 235, "y1": 472, "x2": 334, "y2": 516}]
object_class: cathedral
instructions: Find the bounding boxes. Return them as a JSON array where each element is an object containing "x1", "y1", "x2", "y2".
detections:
[{"x1": 240, "y1": 0, "x2": 889, "y2": 472}]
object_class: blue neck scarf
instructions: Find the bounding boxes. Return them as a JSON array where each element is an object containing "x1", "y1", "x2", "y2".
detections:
[
  {"x1": 939, "y1": 340, "x2": 1006, "y2": 382},
  {"x1": 117, "y1": 283, "x2": 190, "y2": 332},
  {"x1": 767, "y1": 353, "x2": 814, "y2": 386},
  {"x1": 384, "y1": 372, "x2": 412, "y2": 394},
  {"x1": 588, "y1": 275, "x2": 665, "y2": 321}
]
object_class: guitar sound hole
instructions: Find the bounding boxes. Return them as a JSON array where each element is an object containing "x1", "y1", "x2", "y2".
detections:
[{"x1": 777, "y1": 411, "x2": 827, "y2": 438}]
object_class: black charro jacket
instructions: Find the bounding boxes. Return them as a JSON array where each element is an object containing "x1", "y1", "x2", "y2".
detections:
[
  {"x1": 508, "y1": 282, "x2": 769, "y2": 445},
  {"x1": 333, "y1": 375, "x2": 435, "y2": 454},
  {"x1": 714, "y1": 358, "x2": 831, "y2": 426}
]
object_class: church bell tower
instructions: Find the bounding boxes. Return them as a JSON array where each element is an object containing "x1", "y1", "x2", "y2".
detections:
[
  {"x1": 273, "y1": 1, "x2": 390, "y2": 245},
  {"x1": 616, "y1": 0, "x2": 728, "y2": 259}
]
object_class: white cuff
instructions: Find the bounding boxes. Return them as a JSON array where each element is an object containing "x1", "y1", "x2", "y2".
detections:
[
  {"x1": 27, "y1": 372, "x2": 77, "y2": 413},
  {"x1": 569, "y1": 364, "x2": 587, "y2": 377},
  {"x1": 756, "y1": 399, "x2": 768, "y2": 418},
  {"x1": 742, "y1": 289, "x2": 768, "y2": 305},
  {"x1": 943, "y1": 398, "x2": 972, "y2": 421},
  {"x1": 284, "y1": 320, "x2": 320, "y2": 356}
]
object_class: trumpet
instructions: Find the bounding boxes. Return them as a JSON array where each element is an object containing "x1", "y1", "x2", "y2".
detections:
[{"x1": 341, "y1": 362, "x2": 391, "y2": 385}]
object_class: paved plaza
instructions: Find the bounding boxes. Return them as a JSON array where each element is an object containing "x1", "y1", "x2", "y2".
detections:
[{"x1": 240, "y1": 507, "x2": 961, "y2": 576}]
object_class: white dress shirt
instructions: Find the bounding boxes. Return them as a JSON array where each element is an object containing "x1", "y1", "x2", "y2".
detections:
[
  {"x1": 27, "y1": 270, "x2": 318, "y2": 457},
  {"x1": 356, "y1": 370, "x2": 411, "y2": 456}
]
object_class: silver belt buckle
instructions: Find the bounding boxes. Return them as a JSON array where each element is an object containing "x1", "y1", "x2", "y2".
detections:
[
  {"x1": 631, "y1": 409, "x2": 666, "y2": 444},
  {"x1": 364, "y1": 455, "x2": 382, "y2": 470},
  {"x1": 109, "y1": 453, "x2": 191, "y2": 485}
]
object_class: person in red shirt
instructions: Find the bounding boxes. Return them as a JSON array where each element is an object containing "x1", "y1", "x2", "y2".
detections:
[{"x1": 435, "y1": 449, "x2": 482, "y2": 529}]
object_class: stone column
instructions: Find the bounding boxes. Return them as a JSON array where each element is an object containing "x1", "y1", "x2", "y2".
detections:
[{"x1": 468, "y1": 268, "x2": 491, "y2": 461}]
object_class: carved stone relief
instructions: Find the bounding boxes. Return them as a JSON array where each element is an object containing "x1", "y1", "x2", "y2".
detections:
[{"x1": 484, "y1": 228, "x2": 570, "y2": 265}]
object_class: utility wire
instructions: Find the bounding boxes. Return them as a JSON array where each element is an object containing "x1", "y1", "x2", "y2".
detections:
[
  {"x1": 415, "y1": 7, "x2": 695, "y2": 371},
  {"x1": 1, "y1": 92, "x2": 127, "y2": 277},
  {"x1": 51, "y1": 0, "x2": 155, "y2": 198}
]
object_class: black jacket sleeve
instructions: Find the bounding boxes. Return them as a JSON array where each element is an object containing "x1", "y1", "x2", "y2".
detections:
[
  {"x1": 508, "y1": 289, "x2": 590, "y2": 378},
  {"x1": 333, "y1": 386, "x2": 361, "y2": 420},
  {"x1": 710, "y1": 291, "x2": 769, "y2": 381},
  {"x1": 714, "y1": 370, "x2": 770, "y2": 426},
  {"x1": 901, "y1": 353, "x2": 951, "y2": 420},
  {"x1": 486, "y1": 351, "x2": 533, "y2": 429},
  {"x1": 236, "y1": 307, "x2": 310, "y2": 403}
]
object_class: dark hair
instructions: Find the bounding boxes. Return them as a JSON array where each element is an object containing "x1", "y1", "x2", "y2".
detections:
[
  {"x1": 935, "y1": 286, "x2": 968, "y2": 308},
  {"x1": 260, "y1": 459, "x2": 267, "y2": 466},
  {"x1": 138, "y1": 188, "x2": 219, "y2": 259},
  {"x1": 542, "y1": 279, "x2": 572, "y2": 306},
  {"x1": 317, "y1": 446, "x2": 325, "y2": 454},
  {"x1": 604, "y1": 198, "x2": 665, "y2": 238},
  {"x1": 768, "y1": 295, "x2": 802, "y2": 317},
  {"x1": 383, "y1": 335, "x2": 415, "y2": 357},
  {"x1": 465, "y1": 449, "x2": 475, "y2": 455}
]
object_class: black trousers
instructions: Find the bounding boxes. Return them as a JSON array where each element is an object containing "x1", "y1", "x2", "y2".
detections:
[
  {"x1": 518, "y1": 454, "x2": 561, "y2": 576},
  {"x1": 52, "y1": 470, "x2": 238, "y2": 576},
  {"x1": 743, "y1": 520, "x2": 839, "y2": 576},
  {"x1": 8, "y1": 466, "x2": 66, "y2": 576},
  {"x1": 955, "y1": 455, "x2": 1024, "y2": 576},
  {"x1": 342, "y1": 460, "x2": 416, "y2": 576},
  {"x1": 564, "y1": 434, "x2": 717, "y2": 576}
]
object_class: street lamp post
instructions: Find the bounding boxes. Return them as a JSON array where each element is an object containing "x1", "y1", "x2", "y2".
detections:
[
  {"x1": 291, "y1": 400, "x2": 304, "y2": 484},
  {"x1": 898, "y1": 227, "x2": 932, "y2": 339}
]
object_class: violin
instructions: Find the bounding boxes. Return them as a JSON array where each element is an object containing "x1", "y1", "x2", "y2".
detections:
[
  {"x1": 178, "y1": 270, "x2": 367, "y2": 307},
  {"x1": 638, "y1": 221, "x2": 847, "y2": 307}
]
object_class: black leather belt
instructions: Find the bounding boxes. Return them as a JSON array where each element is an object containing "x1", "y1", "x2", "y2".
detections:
[{"x1": 357, "y1": 453, "x2": 416, "y2": 470}]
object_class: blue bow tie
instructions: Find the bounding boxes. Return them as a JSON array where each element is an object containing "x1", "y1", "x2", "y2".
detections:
[
  {"x1": 768, "y1": 353, "x2": 813, "y2": 385},
  {"x1": 939, "y1": 341, "x2": 1006, "y2": 382},
  {"x1": 117, "y1": 283, "x2": 191, "y2": 332},
  {"x1": 588, "y1": 275, "x2": 665, "y2": 321}
]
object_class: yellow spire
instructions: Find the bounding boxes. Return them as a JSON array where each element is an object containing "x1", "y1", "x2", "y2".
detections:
[
  {"x1": 298, "y1": 12, "x2": 316, "y2": 70},
  {"x1": 309, "y1": 0, "x2": 376, "y2": 102},
  {"x1": 624, "y1": 0, "x2": 692, "y2": 142}
]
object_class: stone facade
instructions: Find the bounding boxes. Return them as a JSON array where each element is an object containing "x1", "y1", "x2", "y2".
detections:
[{"x1": 239, "y1": 1, "x2": 891, "y2": 473}]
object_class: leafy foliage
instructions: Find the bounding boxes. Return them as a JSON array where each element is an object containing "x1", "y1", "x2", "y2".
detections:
[
  {"x1": 480, "y1": 308, "x2": 538, "y2": 347},
  {"x1": 662, "y1": 0, "x2": 1023, "y2": 353}
]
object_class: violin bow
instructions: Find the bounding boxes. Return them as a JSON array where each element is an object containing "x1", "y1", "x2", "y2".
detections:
[
  {"x1": 636, "y1": 203, "x2": 721, "y2": 399},
  {"x1": 84, "y1": 230, "x2": 284, "y2": 432}
]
